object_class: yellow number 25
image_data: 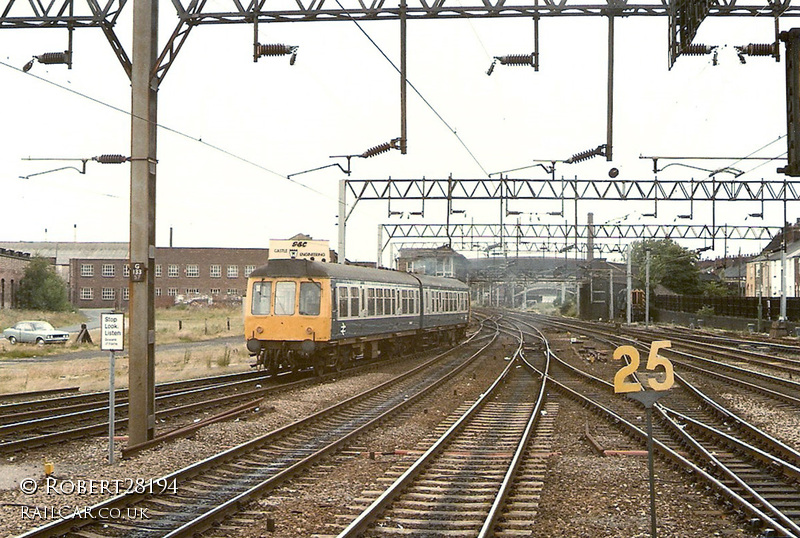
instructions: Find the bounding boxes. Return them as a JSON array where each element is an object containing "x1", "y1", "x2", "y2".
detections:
[{"x1": 612, "y1": 341, "x2": 674, "y2": 393}]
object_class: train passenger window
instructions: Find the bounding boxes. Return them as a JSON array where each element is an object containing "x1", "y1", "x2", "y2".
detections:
[
  {"x1": 368, "y1": 288, "x2": 376, "y2": 316},
  {"x1": 350, "y1": 287, "x2": 360, "y2": 317},
  {"x1": 377, "y1": 289, "x2": 384, "y2": 316},
  {"x1": 251, "y1": 282, "x2": 272, "y2": 315},
  {"x1": 300, "y1": 282, "x2": 321, "y2": 316},
  {"x1": 275, "y1": 282, "x2": 296, "y2": 315},
  {"x1": 337, "y1": 287, "x2": 348, "y2": 318}
]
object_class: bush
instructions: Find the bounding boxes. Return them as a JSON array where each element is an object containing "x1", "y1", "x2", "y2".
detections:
[
  {"x1": 16, "y1": 257, "x2": 70, "y2": 311},
  {"x1": 696, "y1": 305, "x2": 715, "y2": 318}
]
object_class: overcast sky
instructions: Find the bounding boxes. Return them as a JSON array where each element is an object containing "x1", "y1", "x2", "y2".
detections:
[{"x1": 0, "y1": 6, "x2": 791, "y2": 264}]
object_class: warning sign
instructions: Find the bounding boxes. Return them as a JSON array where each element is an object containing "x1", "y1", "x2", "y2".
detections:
[{"x1": 101, "y1": 313, "x2": 124, "y2": 351}]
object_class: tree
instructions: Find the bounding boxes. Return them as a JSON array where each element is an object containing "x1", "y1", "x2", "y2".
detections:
[
  {"x1": 16, "y1": 257, "x2": 71, "y2": 311},
  {"x1": 630, "y1": 239, "x2": 702, "y2": 295}
]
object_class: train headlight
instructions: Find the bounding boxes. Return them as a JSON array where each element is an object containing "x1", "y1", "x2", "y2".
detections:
[
  {"x1": 306, "y1": 327, "x2": 313, "y2": 334},
  {"x1": 256, "y1": 326, "x2": 264, "y2": 334}
]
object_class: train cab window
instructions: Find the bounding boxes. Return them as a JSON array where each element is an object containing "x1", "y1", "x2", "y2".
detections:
[
  {"x1": 299, "y1": 282, "x2": 321, "y2": 316},
  {"x1": 251, "y1": 282, "x2": 272, "y2": 315},
  {"x1": 275, "y1": 282, "x2": 296, "y2": 315}
]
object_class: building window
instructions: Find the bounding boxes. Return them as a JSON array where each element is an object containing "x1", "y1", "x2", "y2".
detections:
[
  {"x1": 122, "y1": 288, "x2": 129, "y2": 301},
  {"x1": 186, "y1": 288, "x2": 200, "y2": 295},
  {"x1": 168, "y1": 264, "x2": 179, "y2": 277},
  {"x1": 210, "y1": 288, "x2": 220, "y2": 295},
  {"x1": 210, "y1": 265, "x2": 222, "y2": 278},
  {"x1": 227, "y1": 265, "x2": 239, "y2": 278},
  {"x1": 155, "y1": 288, "x2": 162, "y2": 297},
  {"x1": 80, "y1": 288, "x2": 93, "y2": 300},
  {"x1": 102, "y1": 264, "x2": 115, "y2": 277},
  {"x1": 123, "y1": 265, "x2": 130, "y2": 278},
  {"x1": 81, "y1": 264, "x2": 94, "y2": 277},
  {"x1": 227, "y1": 288, "x2": 239, "y2": 296},
  {"x1": 245, "y1": 265, "x2": 256, "y2": 277},
  {"x1": 155, "y1": 265, "x2": 162, "y2": 277},
  {"x1": 186, "y1": 264, "x2": 199, "y2": 278},
  {"x1": 168, "y1": 288, "x2": 178, "y2": 296},
  {"x1": 102, "y1": 288, "x2": 115, "y2": 301}
]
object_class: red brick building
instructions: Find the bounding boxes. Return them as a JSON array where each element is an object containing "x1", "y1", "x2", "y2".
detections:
[
  {"x1": 69, "y1": 247, "x2": 270, "y2": 309},
  {"x1": 0, "y1": 248, "x2": 36, "y2": 309}
]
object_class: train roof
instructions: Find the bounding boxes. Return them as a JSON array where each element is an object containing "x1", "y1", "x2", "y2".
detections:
[{"x1": 249, "y1": 259, "x2": 468, "y2": 290}]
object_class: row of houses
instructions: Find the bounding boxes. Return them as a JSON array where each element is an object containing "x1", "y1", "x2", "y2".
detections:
[
  {"x1": 0, "y1": 236, "x2": 336, "y2": 309},
  {"x1": 3, "y1": 224, "x2": 800, "y2": 311}
]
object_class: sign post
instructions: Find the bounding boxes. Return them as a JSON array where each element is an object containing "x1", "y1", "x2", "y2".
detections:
[
  {"x1": 101, "y1": 313, "x2": 124, "y2": 464},
  {"x1": 612, "y1": 341, "x2": 674, "y2": 538}
]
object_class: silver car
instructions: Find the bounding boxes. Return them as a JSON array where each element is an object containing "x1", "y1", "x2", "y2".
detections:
[{"x1": 2, "y1": 321, "x2": 70, "y2": 345}]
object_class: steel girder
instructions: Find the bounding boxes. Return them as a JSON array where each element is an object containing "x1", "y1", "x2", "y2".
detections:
[
  {"x1": 389, "y1": 238, "x2": 619, "y2": 253},
  {"x1": 346, "y1": 177, "x2": 800, "y2": 203},
  {"x1": 381, "y1": 222, "x2": 781, "y2": 241},
  {"x1": 5, "y1": 0, "x2": 795, "y2": 28},
  {"x1": 4, "y1": 1, "x2": 799, "y2": 82}
]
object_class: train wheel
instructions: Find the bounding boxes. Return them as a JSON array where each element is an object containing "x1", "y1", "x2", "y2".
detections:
[{"x1": 312, "y1": 359, "x2": 326, "y2": 377}]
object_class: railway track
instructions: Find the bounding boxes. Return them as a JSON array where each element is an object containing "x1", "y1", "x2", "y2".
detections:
[
  {"x1": 15, "y1": 321, "x2": 500, "y2": 538},
  {"x1": 333, "y1": 320, "x2": 551, "y2": 537},
  {"x1": 0, "y1": 340, "x2": 457, "y2": 454},
  {"x1": 525, "y1": 314, "x2": 800, "y2": 422},
  {"x1": 509, "y1": 314, "x2": 800, "y2": 537}
]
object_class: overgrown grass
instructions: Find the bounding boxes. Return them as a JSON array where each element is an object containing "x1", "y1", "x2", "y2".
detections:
[
  {"x1": 0, "y1": 306, "x2": 244, "y2": 358},
  {"x1": 0, "y1": 306, "x2": 249, "y2": 394},
  {"x1": 0, "y1": 342, "x2": 251, "y2": 394},
  {"x1": 0, "y1": 309, "x2": 85, "y2": 332}
]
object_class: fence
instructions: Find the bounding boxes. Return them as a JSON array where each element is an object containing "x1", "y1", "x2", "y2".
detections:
[{"x1": 655, "y1": 294, "x2": 800, "y2": 322}]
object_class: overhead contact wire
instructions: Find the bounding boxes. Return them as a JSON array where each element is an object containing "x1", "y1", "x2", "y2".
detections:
[
  {"x1": 334, "y1": 0, "x2": 490, "y2": 177},
  {"x1": 0, "y1": 60, "x2": 333, "y2": 201}
]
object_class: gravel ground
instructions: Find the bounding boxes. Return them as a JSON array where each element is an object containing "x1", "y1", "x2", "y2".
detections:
[
  {"x1": 0, "y1": 330, "x2": 769, "y2": 538},
  {"x1": 0, "y1": 338, "x2": 511, "y2": 538},
  {"x1": 529, "y1": 394, "x2": 758, "y2": 538}
]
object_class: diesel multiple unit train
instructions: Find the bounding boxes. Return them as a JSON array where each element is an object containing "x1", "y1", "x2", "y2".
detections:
[{"x1": 244, "y1": 259, "x2": 470, "y2": 373}]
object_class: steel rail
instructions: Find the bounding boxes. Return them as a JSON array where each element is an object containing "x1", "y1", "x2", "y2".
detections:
[
  {"x1": 506, "y1": 312, "x2": 800, "y2": 524},
  {"x1": 656, "y1": 406, "x2": 800, "y2": 537},
  {"x1": 477, "y1": 321, "x2": 552, "y2": 537},
  {"x1": 543, "y1": 367, "x2": 799, "y2": 538},
  {"x1": 336, "y1": 321, "x2": 523, "y2": 537},
  {"x1": 662, "y1": 407, "x2": 800, "y2": 482},
  {"x1": 533, "y1": 314, "x2": 800, "y2": 399},
  {"x1": 505, "y1": 316, "x2": 800, "y2": 537},
  {"x1": 519, "y1": 313, "x2": 800, "y2": 458},
  {"x1": 515, "y1": 314, "x2": 800, "y2": 535},
  {"x1": 625, "y1": 325, "x2": 800, "y2": 372},
  {"x1": 155, "y1": 319, "x2": 501, "y2": 538},
  {"x1": 16, "y1": 319, "x2": 499, "y2": 538}
]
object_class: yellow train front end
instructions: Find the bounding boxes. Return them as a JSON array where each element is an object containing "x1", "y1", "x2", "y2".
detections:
[{"x1": 244, "y1": 263, "x2": 332, "y2": 373}]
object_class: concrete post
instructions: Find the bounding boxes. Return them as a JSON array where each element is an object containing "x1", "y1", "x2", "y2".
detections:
[{"x1": 128, "y1": 0, "x2": 159, "y2": 445}]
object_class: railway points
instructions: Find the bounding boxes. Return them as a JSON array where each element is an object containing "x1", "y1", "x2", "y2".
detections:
[{"x1": 5, "y1": 308, "x2": 800, "y2": 537}]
